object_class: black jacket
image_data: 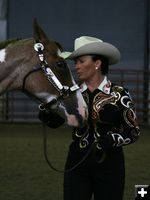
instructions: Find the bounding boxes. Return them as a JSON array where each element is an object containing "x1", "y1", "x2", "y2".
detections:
[
  {"x1": 39, "y1": 80, "x2": 140, "y2": 150},
  {"x1": 73, "y1": 82, "x2": 140, "y2": 150}
]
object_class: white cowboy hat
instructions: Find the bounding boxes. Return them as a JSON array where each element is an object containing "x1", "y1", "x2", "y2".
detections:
[{"x1": 59, "y1": 36, "x2": 121, "y2": 65}]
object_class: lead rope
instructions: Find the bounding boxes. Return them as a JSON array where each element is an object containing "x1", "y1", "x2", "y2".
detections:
[{"x1": 42, "y1": 124, "x2": 105, "y2": 173}]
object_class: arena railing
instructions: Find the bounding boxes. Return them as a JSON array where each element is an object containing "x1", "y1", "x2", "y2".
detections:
[{"x1": 0, "y1": 69, "x2": 150, "y2": 126}]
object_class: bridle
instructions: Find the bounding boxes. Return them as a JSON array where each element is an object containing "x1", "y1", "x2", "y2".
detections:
[
  {"x1": 22, "y1": 41, "x2": 105, "y2": 173},
  {"x1": 42, "y1": 124, "x2": 106, "y2": 173},
  {"x1": 22, "y1": 42, "x2": 80, "y2": 110}
]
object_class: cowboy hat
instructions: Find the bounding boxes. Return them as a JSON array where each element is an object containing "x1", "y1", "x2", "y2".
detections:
[{"x1": 59, "y1": 36, "x2": 121, "y2": 65}]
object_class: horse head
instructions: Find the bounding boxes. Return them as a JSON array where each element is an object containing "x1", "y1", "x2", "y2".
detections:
[{"x1": 1, "y1": 19, "x2": 88, "y2": 127}]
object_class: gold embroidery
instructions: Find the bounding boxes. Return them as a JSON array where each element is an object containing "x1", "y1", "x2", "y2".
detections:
[
  {"x1": 75, "y1": 128, "x2": 89, "y2": 148},
  {"x1": 92, "y1": 87, "x2": 122, "y2": 141},
  {"x1": 112, "y1": 85, "x2": 123, "y2": 93},
  {"x1": 75, "y1": 85, "x2": 124, "y2": 149},
  {"x1": 92, "y1": 91, "x2": 120, "y2": 120},
  {"x1": 123, "y1": 108, "x2": 139, "y2": 128}
]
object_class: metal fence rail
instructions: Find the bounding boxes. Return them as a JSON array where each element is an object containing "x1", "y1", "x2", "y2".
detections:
[
  {"x1": 109, "y1": 69, "x2": 150, "y2": 125},
  {"x1": 0, "y1": 92, "x2": 39, "y2": 123},
  {"x1": 0, "y1": 69, "x2": 150, "y2": 125}
]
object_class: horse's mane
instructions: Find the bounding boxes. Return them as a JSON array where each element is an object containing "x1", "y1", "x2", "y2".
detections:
[
  {"x1": 0, "y1": 38, "x2": 22, "y2": 50},
  {"x1": 0, "y1": 38, "x2": 63, "y2": 52}
]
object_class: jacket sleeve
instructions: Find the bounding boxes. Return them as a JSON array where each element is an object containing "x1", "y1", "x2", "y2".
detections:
[
  {"x1": 39, "y1": 109, "x2": 65, "y2": 128},
  {"x1": 110, "y1": 88, "x2": 140, "y2": 147}
]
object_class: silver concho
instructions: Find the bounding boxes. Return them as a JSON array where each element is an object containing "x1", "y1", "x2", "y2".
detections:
[{"x1": 34, "y1": 43, "x2": 44, "y2": 52}]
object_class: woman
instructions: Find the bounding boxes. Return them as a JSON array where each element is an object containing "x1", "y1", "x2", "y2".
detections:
[{"x1": 39, "y1": 36, "x2": 140, "y2": 200}]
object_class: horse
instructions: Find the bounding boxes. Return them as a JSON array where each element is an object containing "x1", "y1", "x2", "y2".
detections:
[{"x1": 0, "y1": 19, "x2": 88, "y2": 127}]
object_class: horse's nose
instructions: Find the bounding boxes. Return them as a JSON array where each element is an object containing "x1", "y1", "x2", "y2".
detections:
[
  {"x1": 77, "y1": 106, "x2": 88, "y2": 128},
  {"x1": 83, "y1": 103, "x2": 88, "y2": 121},
  {"x1": 66, "y1": 107, "x2": 88, "y2": 128},
  {"x1": 85, "y1": 106, "x2": 88, "y2": 120},
  {"x1": 82, "y1": 115, "x2": 88, "y2": 128},
  {"x1": 81, "y1": 106, "x2": 88, "y2": 123}
]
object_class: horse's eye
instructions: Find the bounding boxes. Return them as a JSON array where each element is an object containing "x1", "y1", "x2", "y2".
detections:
[{"x1": 56, "y1": 61, "x2": 67, "y2": 68}]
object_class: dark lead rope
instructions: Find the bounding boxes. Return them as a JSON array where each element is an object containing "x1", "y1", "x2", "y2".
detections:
[
  {"x1": 42, "y1": 124, "x2": 106, "y2": 173},
  {"x1": 23, "y1": 42, "x2": 105, "y2": 172}
]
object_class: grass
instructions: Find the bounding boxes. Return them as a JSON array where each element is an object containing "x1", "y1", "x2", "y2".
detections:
[
  {"x1": 124, "y1": 128, "x2": 150, "y2": 199},
  {"x1": 0, "y1": 124, "x2": 149, "y2": 200}
]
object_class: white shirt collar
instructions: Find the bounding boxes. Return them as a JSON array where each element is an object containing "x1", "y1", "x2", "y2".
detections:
[{"x1": 80, "y1": 76, "x2": 111, "y2": 94}]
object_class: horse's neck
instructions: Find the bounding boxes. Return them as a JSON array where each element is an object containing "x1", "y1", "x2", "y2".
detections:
[{"x1": 0, "y1": 39, "x2": 36, "y2": 95}]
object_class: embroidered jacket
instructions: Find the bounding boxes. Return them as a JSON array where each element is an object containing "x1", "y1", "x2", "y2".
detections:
[{"x1": 73, "y1": 76, "x2": 140, "y2": 149}]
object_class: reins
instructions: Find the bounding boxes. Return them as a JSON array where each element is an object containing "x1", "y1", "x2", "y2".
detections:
[
  {"x1": 42, "y1": 124, "x2": 106, "y2": 173},
  {"x1": 23, "y1": 41, "x2": 105, "y2": 173}
]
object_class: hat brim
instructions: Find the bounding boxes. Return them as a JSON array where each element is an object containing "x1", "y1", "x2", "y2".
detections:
[{"x1": 60, "y1": 42, "x2": 120, "y2": 65}]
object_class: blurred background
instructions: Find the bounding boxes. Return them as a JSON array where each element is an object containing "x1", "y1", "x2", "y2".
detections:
[
  {"x1": 0, "y1": 0, "x2": 149, "y2": 200},
  {"x1": 0, "y1": 0, "x2": 149, "y2": 124}
]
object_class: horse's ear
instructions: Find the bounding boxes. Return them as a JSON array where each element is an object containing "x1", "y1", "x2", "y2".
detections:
[{"x1": 33, "y1": 18, "x2": 49, "y2": 43}]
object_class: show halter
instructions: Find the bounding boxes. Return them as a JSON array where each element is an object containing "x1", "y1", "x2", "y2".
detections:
[
  {"x1": 35, "y1": 42, "x2": 80, "y2": 110},
  {"x1": 22, "y1": 42, "x2": 80, "y2": 110},
  {"x1": 23, "y1": 42, "x2": 105, "y2": 173}
]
